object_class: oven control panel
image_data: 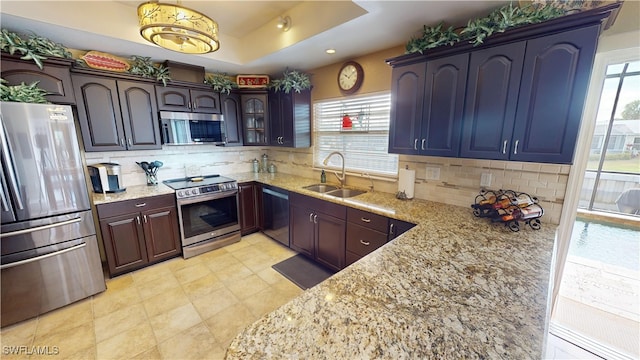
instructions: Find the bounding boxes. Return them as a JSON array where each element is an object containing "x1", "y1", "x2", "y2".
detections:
[{"x1": 176, "y1": 182, "x2": 237, "y2": 199}]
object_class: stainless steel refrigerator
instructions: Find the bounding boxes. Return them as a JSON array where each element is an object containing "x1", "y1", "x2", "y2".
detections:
[{"x1": 1, "y1": 102, "x2": 105, "y2": 327}]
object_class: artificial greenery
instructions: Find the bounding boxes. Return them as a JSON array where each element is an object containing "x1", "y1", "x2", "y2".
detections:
[
  {"x1": 204, "y1": 73, "x2": 238, "y2": 95},
  {"x1": 128, "y1": 56, "x2": 171, "y2": 86},
  {"x1": 269, "y1": 69, "x2": 312, "y2": 93},
  {"x1": 0, "y1": 29, "x2": 72, "y2": 69},
  {"x1": 406, "y1": 2, "x2": 566, "y2": 53},
  {"x1": 0, "y1": 78, "x2": 48, "y2": 103}
]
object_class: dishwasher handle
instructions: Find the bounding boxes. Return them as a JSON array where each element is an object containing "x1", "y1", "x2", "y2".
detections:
[{"x1": 263, "y1": 187, "x2": 289, "y2": 200}]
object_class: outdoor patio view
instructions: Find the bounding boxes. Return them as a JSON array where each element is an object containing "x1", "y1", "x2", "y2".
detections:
[{"x1": 553, "y1": 60, "x2": 640, "y2": 360}]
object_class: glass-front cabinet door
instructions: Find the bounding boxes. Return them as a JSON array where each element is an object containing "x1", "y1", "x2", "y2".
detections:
[{"x1": 240, "y1": 93, "x2": 268, "y2": 145}]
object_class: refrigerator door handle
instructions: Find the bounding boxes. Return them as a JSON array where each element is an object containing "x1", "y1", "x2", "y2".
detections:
[
  {"x1": 0, "y1": 243, "x2": 86, "y2": 270},
  {"x1": 0, "y1": 120, "x2": 24, "y2": 210},
  {"x1": 0, "y1": 217, "x2": 82, "y2": 238}
]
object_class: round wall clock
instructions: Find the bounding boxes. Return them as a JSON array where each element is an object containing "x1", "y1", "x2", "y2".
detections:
[{"x1": 337, "y1": 61, "x2": 364, "y2": 94}]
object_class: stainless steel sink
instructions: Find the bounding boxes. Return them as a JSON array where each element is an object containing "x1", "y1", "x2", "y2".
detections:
[
  {"x1": 303, "y1": 184, "x2": 339, "y2": 193},
  {"x1": 325, "y1": 188, "x2": 366, "y2": 198}
]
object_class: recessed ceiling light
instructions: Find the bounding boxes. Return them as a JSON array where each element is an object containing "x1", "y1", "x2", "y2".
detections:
[{"x1": 325, "y1": 49, "x2": 336, "y2": 54}]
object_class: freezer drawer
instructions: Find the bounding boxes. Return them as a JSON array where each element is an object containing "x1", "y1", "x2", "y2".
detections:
[{"x1": 1, "y1": 234, "x2": 105, "y2": 327}]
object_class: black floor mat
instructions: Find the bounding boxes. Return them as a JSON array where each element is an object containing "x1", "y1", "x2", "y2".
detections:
[{"x1": 272, "y1": 254, "x2": 335, "y2": 290}]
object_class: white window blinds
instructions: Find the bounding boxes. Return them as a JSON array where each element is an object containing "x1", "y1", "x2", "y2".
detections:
[{"x1": 313, "y1": 93, "x2": 398, "y2": 177}]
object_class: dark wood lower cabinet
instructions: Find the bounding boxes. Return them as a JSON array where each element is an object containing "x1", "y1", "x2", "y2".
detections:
[
  {"x1": 96, "y1": 194, "x2": 180, "y2": 277},
  {"x1": 239, "y1": 182, "x2": 261, "y2": 235},
  {"x1": 289, "y1": 193, "x2": 346, "y2": 272}
]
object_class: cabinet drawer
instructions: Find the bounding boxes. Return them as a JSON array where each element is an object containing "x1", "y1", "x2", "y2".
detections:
[
  {"x1": 346, "y1": 223, "x2": 387, "y2": 257},
  {"x1": 96, "y1": 194, "x2": 175, "y2": 218},
  {"x1": 347, "y1": 207, "x2": 388, "y2": 233},
  {"x1": 290, "y1": 193, "x2": 346, "y2": 219}
]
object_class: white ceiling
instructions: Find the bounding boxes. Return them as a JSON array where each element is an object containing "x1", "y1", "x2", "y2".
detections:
[{"x1": 1, "y1": 1, "x2": 508, "y2": 75}]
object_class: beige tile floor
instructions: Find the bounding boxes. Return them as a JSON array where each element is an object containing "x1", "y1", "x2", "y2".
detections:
[{"x1": 0, "y1": 233, "x2": 302, "y2": 360}]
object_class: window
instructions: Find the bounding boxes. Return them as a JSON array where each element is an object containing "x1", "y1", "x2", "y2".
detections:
[
  {"x1": 580, "y1": 60, "x2": 640, "y2": 215},
  {"x1": 313, "y1": 93, "x2": 398, "y2": 177}
]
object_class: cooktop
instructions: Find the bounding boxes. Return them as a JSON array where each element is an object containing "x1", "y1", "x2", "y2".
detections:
[{"x1": 163, "y1": 174, "x2": 236, "y2": 190}]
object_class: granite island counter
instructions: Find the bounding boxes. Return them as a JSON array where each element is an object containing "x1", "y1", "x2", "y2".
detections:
[{"x1": 226, "y1": 172, "x2": 557, "y2": 359}]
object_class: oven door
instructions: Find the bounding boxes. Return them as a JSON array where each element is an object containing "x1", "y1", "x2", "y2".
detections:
[{"x1": 176, "y1": 190, "x2": 240, "y2": 247}]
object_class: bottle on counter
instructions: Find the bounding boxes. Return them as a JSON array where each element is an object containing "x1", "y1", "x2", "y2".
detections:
[
  {"x1": 252, "y1": 159, "x2": 260, "y2": 173},
  {"x1": 261, "y1": 153, "x2": 269, "y2": 172},
  {"x1": 320, "y1": 170, "x2": 326, "y2": 183}
]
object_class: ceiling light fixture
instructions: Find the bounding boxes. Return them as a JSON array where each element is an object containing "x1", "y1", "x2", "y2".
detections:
[
  {"x1": 137, "y1": 1, "x2": 219, "y2": 54},
  {"x1": 277, "y1": 16, "x2": 291, "y2": 32},
  {"x1": 325, "y1": 49, "x2": 336, "y2": 54}
]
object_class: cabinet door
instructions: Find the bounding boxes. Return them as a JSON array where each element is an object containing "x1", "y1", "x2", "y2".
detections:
[
  {"x1": 221, "y1": 92, "x2": 243, "y2": 146},
  {"x1": 315, "y1": 212, "x2": 346, "y2": 272},
  {"x1": 268, "y1": 90, "x2": 283, "y2": 145},
  {"x1": 511, "y1": 25, "x2": 599, "y2": 164},
  {"x1": 460, "y1": 42, "x2": 526, "y2": 160},
  {"x1": 156, "y1": 86, "x2": 191, "y2": 111},
  {"x1": 388, "y1": 62, "x2": 425, "y2": 155},
  {"x1": 1, "y1": 59, "x2": 75, "y2": 104},
  {"x1": 190, "y1": 89, "x2": 221, "y2": 114},
  {"x1": 99, "y1": 212, "x2": 148, "y2": 275},
  {"x1": 117, "y1": 81, "x2": 161, "y2": 150},
  {"x1": 241, "y1": 93, "x2": 269, "y2": 145},
  {"x1": 239, "y1": 182, "x2": 259, "y2": 235},
  {"x1": 420, "y1": 53, "x2": 468, "y2": 157},
  {"x1": 388, "y1": 219, "x2": 415, "y2": 241},
  {"x1": 142, "y1": 206, "x2": 181, "y2": 262},
  {"x1": 72, "y1": 74, "x2": 126, "y2": 151},
  {"x1": 289, "y1": 203, "x2": 314, "y2": 257},
  {"x1": 289, "y1": 90, "x2": 311, "y2": 148}
]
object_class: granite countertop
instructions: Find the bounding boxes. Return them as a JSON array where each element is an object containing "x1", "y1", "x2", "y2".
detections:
[
  {"x1": 226, "y1": 172, "x2": 557, "y2": 359},
  {"x1": 91, "y1": 183, "x2": 175, "y2": 205}
]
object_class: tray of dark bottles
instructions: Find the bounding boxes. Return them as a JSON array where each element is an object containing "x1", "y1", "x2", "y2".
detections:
[{"x1": 471, "y1": 189, "x2": 543, "y2": 232}]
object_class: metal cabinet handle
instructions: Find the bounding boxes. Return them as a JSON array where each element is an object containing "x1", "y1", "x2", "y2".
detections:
[
  {"x1": 120, "y1": 138, "x2": 125, "y2": 147},
  {"x1": 502, "y1": 140, "x2": 508, "y2": 154},
  {"x1": 414, "y1": 139, "x2": 418, "y2": 150},
  {"x1": 1, "y1": 186, "x2": 9, "y2": 212},
  {"x1": 0, "y1": 122, "x2": 24, "y2": 210},
  {"x1": 136, "y1": 216, "x2": 141, "y2": 225},
  {"x1": 359, "y1": 240, "x2": 370, "y2": 246},
  {"x1": 143, "y1": 215, "x2": 148, "y2": 223},
  {"x1": 514, "y1": 140, "x2": 519, "y2": 155},
  {"x1": 309, "y1": 213, "x2": 314, "y2": 223},
  {"x1": 1, "y1": 217, "x2": 81, "y2": 238},
  {"x1": 135, "y1": 203, "x2": 147, "y2": 207},
  {"x1": 0, "y1": 243, "x2": 86, "y2": 270},
  {"x1": 128, "y1": 138, "x2": 133, "y2": 146},
  {"x1": 313, "y1": 214, "x2": 318, "y2": 224},
  {"x1": 421, "y1": 139, "x2": 426, "y2": 151},
  {"x1": 389, "y1": 223, "x2": 395, "y2": 236},
  {"x1": 360, "y1": 217, "x2": 371, "y2": 223}
]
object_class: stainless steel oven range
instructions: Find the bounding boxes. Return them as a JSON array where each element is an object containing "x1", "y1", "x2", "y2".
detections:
[{"x1": 163, "y1": 175, "x2": 240, "y2": 259}]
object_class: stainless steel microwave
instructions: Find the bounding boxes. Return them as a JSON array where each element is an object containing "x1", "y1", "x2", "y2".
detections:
[{"x1": 160, "y1": 111, "x2": 226, "y2": 145}]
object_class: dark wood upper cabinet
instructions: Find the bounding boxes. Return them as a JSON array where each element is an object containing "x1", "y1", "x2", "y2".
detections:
[
  {"x1": 387, "y1": 4, "x2": 620, "y2": 164},
  {"x1": 460, "y1": 42, "x2": 526, "y2": 160},
  {"x1": 510, "y1": 25, "x2": 599, "y2": 164},
  {"x1": 72, "y1": 74, "x2": 160, "y2": 151},
  {"x1": 388, "y1": 53, "x2": 467, "y2": 157},
  {"x1": 221, "y1": 92, "x2": 243, "y2": 146},
  {"x1": 421, "y1": 54, "x2": 468, "y2": 157},
  {"x1": 117, "y1": 80, "x2": 161, "y2": 150},
  {"x1": 1, "y1": 55, "x2": 75, "y2": 104},
  {"x1": 268, "y1": 89, "x2": 311, "y2": 148},
  {"x1": 156, "y1": 86, "x2": 221, "y2": 113},
  {"x1": 388, "y1": 62, "x2": 425, "y2": 155},
  {"x1": 240, "y1": 92, "x2": 269, "y2": 145}
]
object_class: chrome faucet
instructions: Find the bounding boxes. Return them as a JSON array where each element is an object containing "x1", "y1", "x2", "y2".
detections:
[
  {"x1": 322, "y1": 151, "x2": 346, "y2": 187},
  {"x1": 364, "y1": 172, "x2": 374, "y2": 192}
]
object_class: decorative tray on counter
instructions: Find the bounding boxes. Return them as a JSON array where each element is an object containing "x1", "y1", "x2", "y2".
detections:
[{"x1": 471, "y1": 189, "x2": 543, "y2": 232}]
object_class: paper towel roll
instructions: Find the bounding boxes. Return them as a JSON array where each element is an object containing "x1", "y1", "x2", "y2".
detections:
[{"x1": 398, "y1": 167, "x2": 415, "y2": 199}]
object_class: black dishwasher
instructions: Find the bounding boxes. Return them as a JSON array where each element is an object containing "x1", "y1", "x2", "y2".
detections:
[{"x1": 262, "y1": 185, "x2": 289, "y2": 246}]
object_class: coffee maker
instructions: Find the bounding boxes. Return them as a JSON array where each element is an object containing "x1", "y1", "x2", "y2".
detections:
[{"x1": 88, "y1": 163, "x2": 126, "y2": 193}]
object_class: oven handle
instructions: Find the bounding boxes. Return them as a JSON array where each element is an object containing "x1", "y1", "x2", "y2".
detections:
[{"x1": 176, "y1": 189, "x2": 238, "y2": 205}]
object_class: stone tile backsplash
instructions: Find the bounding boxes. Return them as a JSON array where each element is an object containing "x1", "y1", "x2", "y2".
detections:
[{"x1": 85, "y1": 146, "x2": 569, "y2": 224}]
